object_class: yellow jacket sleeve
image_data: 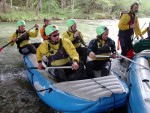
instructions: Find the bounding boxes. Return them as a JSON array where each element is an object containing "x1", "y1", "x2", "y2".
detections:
[
  {"x1": 36, "y1": 41, "x2": 48, "y2": 62},
  {"x1": 9, "y1": 32, "x2": 17, "y2": 46},
  {"x1": 134, "y1": 17, "x2": 141, "y2": 37},
  {"x1": 28, "y1": 29, "x2": 39, "y2": 38},
  {"x1": 141, "y1": 28, "x2": 148, "y2": 35},
  {"x1": 62, "y1": 38, "x2": 79, "y2": 62},
  {"x1": 118, "y1": 14, "x2": 130, "y2": 30},
  {"x1": 62, "y1": 31, "x2": 74, "y2": 40}
]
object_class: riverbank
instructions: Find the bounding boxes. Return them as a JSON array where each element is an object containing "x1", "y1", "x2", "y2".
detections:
[{"x1": 0, "y1": 11, "x2": 115, "y2": 22}]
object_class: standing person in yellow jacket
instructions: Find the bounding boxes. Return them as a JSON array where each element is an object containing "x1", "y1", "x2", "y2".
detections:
[
  {"x1": 118, "y1": 2, "x2": 142, "y2": 62},
  {"x1": 9, "y1": 20, "x2": 40, "y2": 55},
  {"x1": 40, "y1": 18, "x2": 51, "y2": 40},
  {"x1": 36, "y1": 25, "x2": 84, "y2": 82},
  {"x1": 62, "y1": 19, "x2": 87, "y2": 64}
]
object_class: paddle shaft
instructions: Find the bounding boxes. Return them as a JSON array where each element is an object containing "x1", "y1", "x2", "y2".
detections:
[
  {"x1": 95, "y1": 55, "x2": 112, "y2": 58},
  {"x1": 118, "y1": 53, "x2": 150, "y2": 71},
  {"x1": 0, "y1": 26, "x2": 35, "y2": 51},
  {"x1": 28, "y1": 66, "x2": 72, "y2": 70}
]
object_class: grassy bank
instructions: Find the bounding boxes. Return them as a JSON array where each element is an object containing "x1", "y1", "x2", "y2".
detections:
[{"x1": 0, "y1": 11, "x2": 115, "y2": 22}]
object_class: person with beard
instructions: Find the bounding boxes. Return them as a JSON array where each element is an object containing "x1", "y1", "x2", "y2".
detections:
[
  {"x1": 118, "y1": 2, "x2": 142, "y2": 62},
  {"x1": 36, "y1": 24, "x2": 84, "y2": 82},
  {"x1": 9, "y1": 20, "x2": 40, "y2": 55},
  {"x1": 62, "y1": 19, "x2": 87, "y2": 64},
  {"x1": 86, "y1": 25, "x2": 116, "y2": 78},
  {"x1": 40, "y1": 18, "x2": 51, "y2": 40}
]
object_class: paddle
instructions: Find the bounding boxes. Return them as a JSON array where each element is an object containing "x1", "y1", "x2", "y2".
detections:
[
  {"x1": 95, "y1": 55, "x2": 112, "y2": 58},
  {"x1": 27, "y1": 66, "x2": 72, "y2": 71},
  {"x1": 117, "y1": 52, "x2": 150, "y2": 71},
  {"x1": 0, "y1": 26, "x2": 35, "y2": 52}
]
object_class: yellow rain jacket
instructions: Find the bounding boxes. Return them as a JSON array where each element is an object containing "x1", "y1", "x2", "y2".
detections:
[
  {"x1": 118, "y1": 13, "x2": 141, "y2": 37},
  {"x1": 9, "y1": 29, "x2": 39, "y2": 48},
  {"x1": 62, "y1": 30, "x2": 86, "y2": 48},
  {"x1": 36, "y1": 38, "x2": 79, "y2": 66}
]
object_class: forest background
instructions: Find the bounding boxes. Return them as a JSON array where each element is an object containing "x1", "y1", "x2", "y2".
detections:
[{"x1": 0, "y1": 0, "x2": 149, "y2": 22}]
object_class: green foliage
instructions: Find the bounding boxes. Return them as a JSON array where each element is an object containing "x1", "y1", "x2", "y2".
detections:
[{"x1": 1, "y1": 0, "x2": 150, "y2": 21}]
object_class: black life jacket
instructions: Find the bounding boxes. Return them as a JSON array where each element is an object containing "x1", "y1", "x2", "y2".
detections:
[
  {"x1": 95, "y1": 38, "x2": 111, "y2": 55},
  {"x1": 15, "y1": 29, "x2": 29, "y2": 48},
  {"x1": 47, "y1": 39, "x2": 69, "y2": 66}
]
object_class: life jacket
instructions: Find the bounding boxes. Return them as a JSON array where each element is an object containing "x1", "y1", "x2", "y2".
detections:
[
  {"x1": 94, "y1": 39, "x2": 111, "y2": 60},
  {"x1": 119, "y1": 11, "x2": 135, "y2": 35},
  {"x1": 15, "y1": 29, "x2": 29, "y2": 48},
  {"x1": 47, "y1": 39, "x2": 70, "y2": 66},
  {"x1": 67, "y1": 31, "x2": 81, "y2": 48},
  {"x1": 119, "y1": 11, "x2": 135, "y2": 25},
  {"x1": 43, "y1": 25, "x2": 47, "y2": 36}
]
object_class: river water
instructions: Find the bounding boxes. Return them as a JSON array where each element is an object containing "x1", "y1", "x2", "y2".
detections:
[{"x1": 0, "y1": 18, "x2": 149, "y2": 113}]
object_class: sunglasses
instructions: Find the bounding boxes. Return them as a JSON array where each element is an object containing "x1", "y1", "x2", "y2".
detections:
[{"x1": 51, "y1": 33, "x2": 59, "y2": 37}]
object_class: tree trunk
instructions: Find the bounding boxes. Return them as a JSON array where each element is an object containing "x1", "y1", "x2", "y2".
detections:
[
  {"x1": 61, "y1": 0, "x2": 66, "y2": 10},
  {"x1": 10, "y1": 0, "x2": 12, "y2": 9},
  {"x1": 70, "y1": 0, "x2": 74, "y2": 18},
  {"x1": 35, "y1": 0, "x2": 41, "y2": 16},
  {"x1": 26, "y1": 0, "x2": 29, "y2": 12},
  {"x1": 48, "y1": 0, "x2": 51, "y2": 13},
  {"x1": 2, "y1": 0, "x2": 7, "y2": 13}
]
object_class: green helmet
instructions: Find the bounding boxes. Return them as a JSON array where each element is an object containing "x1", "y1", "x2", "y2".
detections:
[
  {"x1": 96, "y1": 25, "x2": 106, "y2": 36},
  {"x1": 17, "y1": 20, "x2": 26, "y2": 27},
  {"x1": 67, "y1": 19, "x2": 76, "y2": 28},
  {"x1": 45, "y1": 25, "x2": 59, "y2": 36}
]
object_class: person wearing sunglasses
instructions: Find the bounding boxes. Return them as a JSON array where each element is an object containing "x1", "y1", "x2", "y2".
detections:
[
  {"x1": 36, "y1": 24, "x2": 84, "y2": 82},
  {"x1": 62, "y1": 19, "x2": 87, "y2": 64},
  {"x1": 86, "y1": 25, "x2": 116, "y2": 78}
]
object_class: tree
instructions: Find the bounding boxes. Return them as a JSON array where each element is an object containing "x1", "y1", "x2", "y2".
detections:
[{"x1": 2, "y1": 0, "x2": 7, "y2": 13}]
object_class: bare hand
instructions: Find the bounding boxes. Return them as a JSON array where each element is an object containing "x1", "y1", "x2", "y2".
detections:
[
  {"x1": 74, "y1": 31, "x2": 80, "y2": 38},
  {"x1": 112, "y1": 53, "x2": 117, "y2": 59},
  {"x1": 89, "y1": 52, "x2": 95, "y2": 59},
  {"x1": 13, "y1": 38, "x2": 18, "y2": 42},
  {"x1": 38, "y1": 63, "x2": 44, "y2": 70},
  {"x1": 35, "y1": 24, "x2": 39, "y2": 29},
  {"x1": 71, "y1": 61, "x2": 79, "y2": 70}
]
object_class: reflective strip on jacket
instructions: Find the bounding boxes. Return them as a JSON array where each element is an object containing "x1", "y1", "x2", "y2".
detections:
[
  {"x1": 36, "y1": 38, "x2": 79, "y2": 66},
  {"x1": 9, "y1": 29, "x2": 39, "y2": 47}
]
